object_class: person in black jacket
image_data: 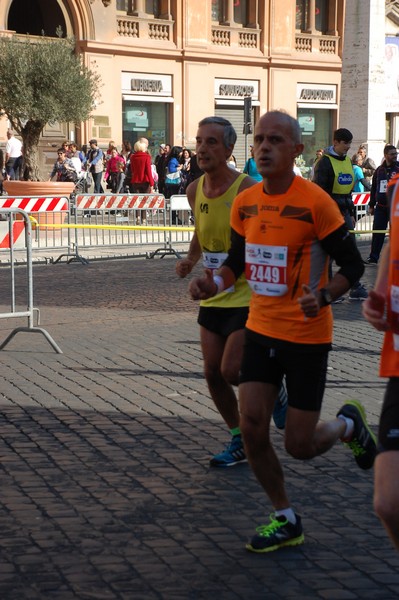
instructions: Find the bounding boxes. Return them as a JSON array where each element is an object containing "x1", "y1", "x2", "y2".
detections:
[
  {"x1": 313, "y1": 127, "x2": 368, "y2": 301},
  {"x1": 365, "y1": 144, "x2": 399, "y2": 265}
]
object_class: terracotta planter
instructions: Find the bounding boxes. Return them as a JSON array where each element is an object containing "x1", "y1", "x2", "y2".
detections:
[
  {"x1": 3, "y1": 180, "x2": 74, "y2": 228},
  {"x1": 3, "y1": 180, "x2": 75, "y2": 197}
]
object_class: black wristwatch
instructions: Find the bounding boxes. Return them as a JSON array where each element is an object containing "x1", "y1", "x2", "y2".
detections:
[{"x1": 319, "y1": 288, "x2": 333, "y2": 307}]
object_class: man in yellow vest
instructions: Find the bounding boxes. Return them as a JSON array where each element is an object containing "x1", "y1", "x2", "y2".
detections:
[
  {"x1": 176, "y1": 116, "x2": 288, "y2": 467},
  {"x1": 314, "y1": 127, "x2": 368, "y2": 301}
]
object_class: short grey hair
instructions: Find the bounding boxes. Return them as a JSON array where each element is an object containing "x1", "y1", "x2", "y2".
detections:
[{"x1": 198, "y1": 116, "x2": 237, "y2": 149}]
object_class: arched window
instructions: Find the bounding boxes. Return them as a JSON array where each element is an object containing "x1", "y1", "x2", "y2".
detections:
[{"x1": 7, "y1": 0, "x2": 67, "y2": 37}]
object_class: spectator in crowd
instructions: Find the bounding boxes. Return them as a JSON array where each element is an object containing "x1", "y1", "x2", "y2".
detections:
[
  {"x1": 79, "y1": 144, "x2": 87, "y2": 163},
  {"x1": 105, "y1": 147, "x2": 126, "y2": 193},
  {"x1": 5, "y1": 129, "x2": 22, "y2": 180},
  {"x1": 61, "y1": 140, "x2": 71, "y2": 156},
  {"x1": 105, "y1": 140, "x2": 117, "y2": 164},
  {"x1": 314, "y1": 127, "x2": 368, "y2": 301},
  {"x1": 121, "y1": 140, "x2": 132, "y2": 161},
  {"x1": 353, "y1": 143, "x2": 377, "y2": 185},
  {"x1": 86, "y1": 139, "x2": 104, "y2": 193},
  {"x1": 179, "y1": 148, "x2": 192, "y2": 194},
  {"x1": 188, "y1": 110, "x2": 376, "y2": 553},
  {"x1": 227, "y1": 154, "x2": 239, "y2": 170},
  {"x1": 139, "y1": 137, "x2": 149, "y2": 150},
  {"x1": 156, "y1": 143, "x2": 170, "y2": 196},
  {"x1": 129, "y1": 140, "x2": 154, "y2": 224},
  {"x1": 364, "y1": 144, "x2": 399, "y2": 265},
  {"x1": 48, "y1": 148, "x2": 77, "y2": 182},
  {"x1": 115, "y1": 160, "x2": 127, "y2": 194},
  {"x1": 243, "y1": 145, "x2": 262, "y2": 182},
  {"x1": 293, "y1": 158, "x2": 303, "y2": 177},
  {"x1": 362, "y1": 173, "x2": 399, "y2": 553},
  {"x1": 165, "y1": 145, "x2": 183, "y2": 197},
  {"x1": 352, "y1": 153, "x2": 371, "y2": 193},
  {"x1": 68, "y1": 143, "x2": 83, "y2": 177},
  {"x1": 188, "y1": 151, "x2": 204, "y2": 183},
  {"x1": 309, "y1": 148, "x2": 324, "y2": 181}
]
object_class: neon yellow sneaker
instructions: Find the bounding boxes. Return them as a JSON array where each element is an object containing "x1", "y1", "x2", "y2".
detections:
[{"x1": 246, "y1": 513, "x2": 304, "y2": 553}]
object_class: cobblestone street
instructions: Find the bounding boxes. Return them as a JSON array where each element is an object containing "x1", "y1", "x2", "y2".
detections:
[{"x1": 0, "y1": 254, "x2": 398, "y2": 599}]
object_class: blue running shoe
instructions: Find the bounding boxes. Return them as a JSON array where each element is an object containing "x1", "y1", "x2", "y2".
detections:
[
  {"x1": 272, "y1": 382, "x2": 288, "y2": 430},
  {"x1": 210, "y1": 434, "x2": 247, "y2": 467},
  {"x1": 246, "y1": 513, "x2": 304, "y2": 553}
]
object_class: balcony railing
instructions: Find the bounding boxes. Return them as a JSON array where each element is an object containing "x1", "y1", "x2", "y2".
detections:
[
  {"x1": 117, "y1": 15, "x2": 173, "y2": 41},
  {"x1": 212, "y1": 25, "x2": 260, "y2": 50},
  {"x1": 295, "y1": 33, "x2": 339, "y2": 56}
]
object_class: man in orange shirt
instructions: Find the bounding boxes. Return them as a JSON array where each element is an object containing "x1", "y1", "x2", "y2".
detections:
[
  {"x1": 189, "y1": 110, "x2": 376, "y2": 553},
  {"x1": 363, "y1": 174, "x2": 399, "y2": 552}
]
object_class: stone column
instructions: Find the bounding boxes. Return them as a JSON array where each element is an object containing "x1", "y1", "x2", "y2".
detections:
[{"x1": 339, "y1": 0, "x2": 386, "y2": 163}]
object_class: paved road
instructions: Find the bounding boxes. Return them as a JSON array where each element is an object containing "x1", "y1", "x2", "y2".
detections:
[{"x1": 0, "y1": 254, "x2": 398, "y2": 599}]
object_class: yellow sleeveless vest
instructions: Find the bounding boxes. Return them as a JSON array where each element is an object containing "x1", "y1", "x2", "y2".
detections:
[
  {"x1": 194, "y1": 174, "x2": 251, "y2": 308},
  {"x1": 327, "y1": 155, "x2": 354, "y2": 194}
]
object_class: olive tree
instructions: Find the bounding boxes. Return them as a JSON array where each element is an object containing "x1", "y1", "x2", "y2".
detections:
[{"x1": 0, "y1": 35, "x2": 101, "y2": 180}]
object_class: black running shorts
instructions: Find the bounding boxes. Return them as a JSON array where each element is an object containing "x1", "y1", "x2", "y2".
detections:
[
  {"x1": 378, "y1": 377, "x2": 399, "y2": 452},
  {"x1": 198, "y1": 306, "x2": 249, "y2": 337},
  {"x1": 239, "y1": 329, "x2": 330, "y2": 411}
]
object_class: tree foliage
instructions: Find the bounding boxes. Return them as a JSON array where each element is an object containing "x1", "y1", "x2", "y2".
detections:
[{"x1": 0, "y1": 35, "x2": 101, "y2": 180}]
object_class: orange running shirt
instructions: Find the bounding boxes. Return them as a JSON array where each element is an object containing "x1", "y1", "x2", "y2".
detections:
[
  {"x1": 380, "y1": 180, "x2": 399, "y2": 376},
  {"x1": 230, "y1": 177, "x2": 345, "y2": 345}
]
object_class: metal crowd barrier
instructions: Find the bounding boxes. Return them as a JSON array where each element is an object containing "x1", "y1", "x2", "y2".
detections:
[
  {"x1": 352, "y1": 192, "x2": 385, "y2": 241},
  {"x1": 0, "y1": 193, "x2": 194, "y2": 262},
  {"x1": 0, "y1": 208, "x2": 62, "y2": 353},
  {"x1": 0, "y1": 191, "x2": 383, "y2": 260}
]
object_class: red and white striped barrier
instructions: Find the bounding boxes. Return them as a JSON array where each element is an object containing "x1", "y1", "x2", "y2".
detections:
[
  {"x1": 352, "y1": 193, "x2": 370, "y2": 205},
  {"x1": 0, "y1": 221, "x2": 25, "y2": 248},
  {"x1": 0, "y1": 196, "x2": 69, "y2": 212},
  {"x1": 75, "y1": 194, "x2": 165, "y2": 211}
]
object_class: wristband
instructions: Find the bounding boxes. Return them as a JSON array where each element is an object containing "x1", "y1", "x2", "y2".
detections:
[{"x1": 213, "y1": 274, "x2": 225, "y2": 296}]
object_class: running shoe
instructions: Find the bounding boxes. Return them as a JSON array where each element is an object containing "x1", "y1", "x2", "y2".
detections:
[
  {"x1": 348, "y1": 284, "x2": 368, "y2": 301},
  {"x1": 210, "y1": 434, "x2": 247, "y2": 467},
  {"x1": 272, "y1": 383, "x2": 288, "y2": 430},
  {"x1": 337, "y1": 400, "x2": 377, "y2": 469},
  {"x1": 246, "y1": 513, "x2": 304, "y2": 553}
]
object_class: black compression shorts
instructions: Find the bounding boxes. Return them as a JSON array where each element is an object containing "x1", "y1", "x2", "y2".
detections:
[
  {"x1": 378, "y1": 378, "x2": 399, "y2": 452},
  {"x1": 198, "y1": 306, "x2": 249, "y2": 337},
  {"x1": 239, "y1": 329, "x2": 329, "y2": 411}
]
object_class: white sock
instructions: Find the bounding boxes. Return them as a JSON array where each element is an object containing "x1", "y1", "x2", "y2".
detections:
[
  {"x1": 274, "y1": 508, "x2": 296, "y2": 524},
  {"x1": 337, "y1": 415, "x2": 354, "y2": 440}
]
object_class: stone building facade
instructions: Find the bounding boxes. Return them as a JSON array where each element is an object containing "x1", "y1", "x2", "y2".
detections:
[{"x1": 0, "y1": 0, "x2": 348, "y2": 175}]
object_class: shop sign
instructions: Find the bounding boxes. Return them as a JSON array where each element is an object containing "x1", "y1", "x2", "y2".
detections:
[
  {"x1": 215, "y1": 78, "x2": 259, "y2": 100},
  {"x1": 121, "y1": 72, "x2": 172, "y2": 96},
  {"x1": 297, "y1": 83, "x2": 336, "y2": 104}
]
